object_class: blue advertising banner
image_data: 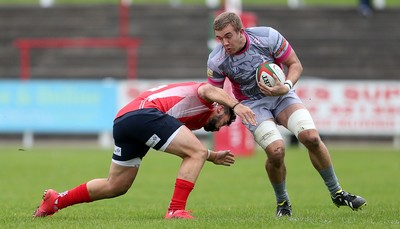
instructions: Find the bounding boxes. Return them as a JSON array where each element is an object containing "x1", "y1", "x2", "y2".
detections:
[{"x1": 0, "y1": 80, "x2": 117, "y2": 133}]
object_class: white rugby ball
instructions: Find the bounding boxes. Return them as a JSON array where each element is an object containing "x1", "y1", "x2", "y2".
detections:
[{"x1": 256, "y1": 62, "x2": 286, "y2": 87}]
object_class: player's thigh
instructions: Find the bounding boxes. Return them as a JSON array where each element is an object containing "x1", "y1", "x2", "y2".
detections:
[
  {"x1": 108, "y1": 162, "x2": 139, "y2": 188},
  {"x1": 164, "y1": 126, "x2": 206, "y2": 158},
  {"x1": 276, "y1": 103, "x2": 307, "y2": 126},
  {"x1": 277, "y1": 104, "x2": 317, "y2": 138}
]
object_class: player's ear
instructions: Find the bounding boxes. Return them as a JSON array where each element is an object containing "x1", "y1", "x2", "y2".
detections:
[{"x1": 217, "y1": 104, "x2": 225, "y2": 114}]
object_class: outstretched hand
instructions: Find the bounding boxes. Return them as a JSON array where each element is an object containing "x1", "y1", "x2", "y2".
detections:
[
  {"x1": 232, "y1": 103, "x2": 257, "y2": 126},
  {"x1": 209, "y1": 150, "x2": 235, "y2": 166}
]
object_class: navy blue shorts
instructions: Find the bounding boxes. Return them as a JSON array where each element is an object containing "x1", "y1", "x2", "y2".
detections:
[{"x1": 112, "y1": 108, "x2": 183, "y2": 162}]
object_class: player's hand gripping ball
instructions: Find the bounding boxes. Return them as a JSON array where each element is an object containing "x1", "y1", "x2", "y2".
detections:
[{"x1": 255, "y1": 62, "x2": 286, "y2": 87}]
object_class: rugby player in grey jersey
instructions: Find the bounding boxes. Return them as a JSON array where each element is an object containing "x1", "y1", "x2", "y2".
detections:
[{"x1": 207, "y1": 11, "x2": 366, "y2": 217}]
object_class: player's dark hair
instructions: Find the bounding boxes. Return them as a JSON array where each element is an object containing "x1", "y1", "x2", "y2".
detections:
[{"x1": 226, "y1": 106, "x2": 236, "y2": 126}]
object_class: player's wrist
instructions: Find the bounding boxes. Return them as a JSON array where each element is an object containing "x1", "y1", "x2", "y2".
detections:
[
  {"x1": 284, "y1": 80, "x2": 293, "y2": 91},
  {"x1": 207, "y1": 149, "x2": 215, "y2": 162},
  {"x1": 231, "y1": 102, "x2": 240, "y2": 110}
]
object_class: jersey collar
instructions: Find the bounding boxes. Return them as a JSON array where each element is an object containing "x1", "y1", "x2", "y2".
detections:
[{"x1": 234, "y1": 31, "x2": 250, "y2": 55}]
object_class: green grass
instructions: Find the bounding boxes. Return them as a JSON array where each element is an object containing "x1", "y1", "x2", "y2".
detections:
[
  {"x1": 0, "y1": 146, "x2": 399, "y2": 228},
  {"x1": 0, "y1": 0, "x2": 400, "y2": 7}
]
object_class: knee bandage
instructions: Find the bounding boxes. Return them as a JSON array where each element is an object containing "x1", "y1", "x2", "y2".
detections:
[
  {"x1": 254, "y1": 120, "x2": 283, "y2": 149},
  {"x1": 287, "y1": 109, "x2": 316, "y2": 138}
]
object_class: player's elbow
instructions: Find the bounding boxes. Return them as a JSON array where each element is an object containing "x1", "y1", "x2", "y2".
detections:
[{"x1": 295, "y1": 62, "x2": 303, "y2": 75}]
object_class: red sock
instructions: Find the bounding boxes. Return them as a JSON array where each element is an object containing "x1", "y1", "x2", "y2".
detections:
[
  {"x1": 56, "y1": 183, "x2": 92, "y2": 210},
  {"x1": 167, "y1": 178, "x2": 194, "y2": 211}
]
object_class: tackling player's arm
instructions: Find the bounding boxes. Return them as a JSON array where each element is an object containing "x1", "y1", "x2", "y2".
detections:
[{"x1": 198, "y1": 83, "x2": 257, "y2": 126}]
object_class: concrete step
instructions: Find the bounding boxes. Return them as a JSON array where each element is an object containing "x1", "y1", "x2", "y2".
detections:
[{"x1": 0, "y1": 5, "x2": 399, "y2": 80}]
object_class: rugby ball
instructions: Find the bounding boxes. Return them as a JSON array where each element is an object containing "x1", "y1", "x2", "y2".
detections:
[{"x1": 256, "y1": 62, "x2": 286, "y2": 87}]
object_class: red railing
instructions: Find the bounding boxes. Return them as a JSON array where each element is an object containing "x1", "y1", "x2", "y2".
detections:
[{"x1": 13, "y1": 0, "x2": 140, "y2": 80}]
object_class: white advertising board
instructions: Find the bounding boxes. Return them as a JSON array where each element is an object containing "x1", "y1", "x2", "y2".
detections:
[
  {"x1": 117, "y1": 79, "x2": 400, "y2": 136},
  {"x1": 296, "y1": 79, "x2": 400, "y2": 135}
]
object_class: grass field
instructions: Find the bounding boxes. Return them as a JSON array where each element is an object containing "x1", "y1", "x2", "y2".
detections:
[
  {"x1": 0, "y1": 146, "x2": 399, "y2": 228},
  {"x1": 0, "y1": 0, "x2": 400, "y2": 7}
]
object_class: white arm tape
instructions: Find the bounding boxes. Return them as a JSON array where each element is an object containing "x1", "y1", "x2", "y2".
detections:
[{"x1": 284, "y1": 80, "x2": 293, "y2": 90}]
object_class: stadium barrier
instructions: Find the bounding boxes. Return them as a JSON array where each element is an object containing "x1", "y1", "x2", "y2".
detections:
[
  {"x1": 0, "y1": 79, "x2": 117, "y2": 148},
  {"x1": 14, "y1": 37, "x2": 141, "y2": 80},
  {"x1": 1, "y1": 79, "x2": 399, "y2": 149}
]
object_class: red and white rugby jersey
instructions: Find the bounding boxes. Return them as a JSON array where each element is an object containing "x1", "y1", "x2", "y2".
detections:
[
  {"x1": 207, "y1": 27, "x2": 292, "y2": 102},
  {"x1": 116, "y1": 82, "x2": 214, "y2": 130}
]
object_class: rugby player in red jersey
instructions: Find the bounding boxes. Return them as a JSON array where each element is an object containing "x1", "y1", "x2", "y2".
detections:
[
  {"x1": 207, "y1": 12, "x2": 366, "y2": 217},
  {"x1": 33, "y1": 82, "x2": 256, "y2": 219}
]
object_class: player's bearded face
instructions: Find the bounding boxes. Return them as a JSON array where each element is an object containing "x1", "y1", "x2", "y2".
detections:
[
  {"x1": 204, "y1": 116, "x2": 220, "y2": 132},
  {"x1": 204, "y1": 111, "x2": 230, "y2": 132}
]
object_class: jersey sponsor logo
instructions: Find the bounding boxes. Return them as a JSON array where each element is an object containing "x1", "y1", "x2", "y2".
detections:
[
  {"x1": 216, "y1": 55, "x2": 226, "y2": 62},
  {"x1": 113, "y1": 145, "x2": 122, "y2": 156},
  {"x1": 252, "y1": 36, "x2": 262, "y2": 46},
  {"x1": 232, "y1": 66, "x2": 240, "y2": 74},
  {"x1": 207, "y1": 68, "x2": 214, "y2": 78},
  {"x1": 145, "y1": 134, "x2": 161, "y2": 148}
]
